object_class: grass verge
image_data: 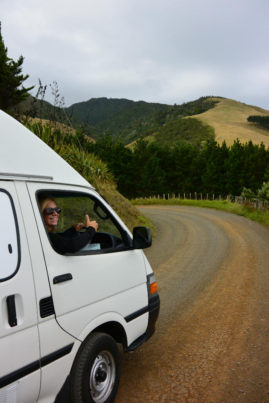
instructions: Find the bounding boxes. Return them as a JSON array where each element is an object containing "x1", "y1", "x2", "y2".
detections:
[{"x1": 131, "y1": 198, "x2": 269, "y2": 229}]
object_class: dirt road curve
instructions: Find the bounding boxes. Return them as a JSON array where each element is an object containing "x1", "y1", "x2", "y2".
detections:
[{"x1": 116, "y1": 206, "x2": 269, "y2": 402}]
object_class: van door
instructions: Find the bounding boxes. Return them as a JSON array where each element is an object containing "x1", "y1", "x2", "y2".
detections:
[
  {"x1": 0, "y1": 183, "x2": 40, "y2": 403},
  {"x1": 28, "y1": 183, "x2": 149, "y2": 345}
]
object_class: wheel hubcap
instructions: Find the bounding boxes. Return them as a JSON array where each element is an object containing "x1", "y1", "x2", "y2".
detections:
[
  {"x1": 89, "y1": 350, "x2": 116, "y2": 403},
  {"x1": 95, "y1": 367, "x2": 107, "y2": 383}
]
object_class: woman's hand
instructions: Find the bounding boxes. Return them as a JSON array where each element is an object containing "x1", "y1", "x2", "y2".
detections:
[
  {"x1": 74, "y1": 222, "x2": 85, "y2": 231},
  {"x1": 85, "y1": 214, "x2": 98, "y2": 231}
]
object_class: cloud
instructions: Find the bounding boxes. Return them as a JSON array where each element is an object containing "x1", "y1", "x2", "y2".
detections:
[{"x1": 1, "y1": 0, "x2": 269, "y2": 108}]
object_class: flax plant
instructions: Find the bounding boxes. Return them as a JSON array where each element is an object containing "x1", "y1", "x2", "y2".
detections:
[{"x1": 59, "y1": 145, "x2": 115, "y2": 187}]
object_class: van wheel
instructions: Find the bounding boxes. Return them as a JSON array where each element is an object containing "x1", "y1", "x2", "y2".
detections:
[{"x1": 69, "y1": 332, "x2": 121, "y2": 403}]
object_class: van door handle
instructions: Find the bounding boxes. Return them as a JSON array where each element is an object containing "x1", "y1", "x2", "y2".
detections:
[
  {"x1": 53, "y1": 273, "x2": 73, "y2": 284},
  {"x1": 6, "y1": 295, "x2": 17, "y2": 327}
]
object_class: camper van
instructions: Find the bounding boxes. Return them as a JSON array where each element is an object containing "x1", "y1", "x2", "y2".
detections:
[{"x1": 0, "y1": 110, "x2": 160, "y2": 403}]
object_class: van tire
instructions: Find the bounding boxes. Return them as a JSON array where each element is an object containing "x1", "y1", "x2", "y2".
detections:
[{"x1": 69, "y1": 332, "x2": 121, "y2": 403}]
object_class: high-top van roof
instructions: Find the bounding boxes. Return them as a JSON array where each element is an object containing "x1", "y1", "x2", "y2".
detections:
[{"x1": 0, "y1": 110, "x2": 92, "y2": 188}]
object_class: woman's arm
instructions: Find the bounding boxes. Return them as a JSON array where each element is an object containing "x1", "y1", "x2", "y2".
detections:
[{"x1": 49, "y1": 226, "x2": 96, "y2": 254}]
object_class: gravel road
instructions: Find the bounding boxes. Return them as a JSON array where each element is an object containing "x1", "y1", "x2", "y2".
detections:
[{"x1": 116, "y1": 206, "x2": 269, "y2": 402}]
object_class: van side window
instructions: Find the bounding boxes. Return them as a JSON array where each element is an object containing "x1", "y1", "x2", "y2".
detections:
[
  {"x1": 38, "y1": 191, "x2": 131, "y2": 255},
  {"x1": 0, "y1": 190, "x2": 20, "y2": 281}
]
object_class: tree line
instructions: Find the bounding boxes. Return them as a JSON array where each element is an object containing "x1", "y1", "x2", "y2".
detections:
[
  {"x1": 26, "y1": 121, "x2": 269, "y2": 200},
  {"x1": 247, "y1": 115, "x2": 269, "y2": 130},
  {"x1": 79, "y1": 136, "x2": 269, "y2": 199}
]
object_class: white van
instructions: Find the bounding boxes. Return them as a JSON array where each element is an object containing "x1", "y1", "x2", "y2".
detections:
[{"x1": 0, "y1": 110, "x2": 160, "y2": 403}]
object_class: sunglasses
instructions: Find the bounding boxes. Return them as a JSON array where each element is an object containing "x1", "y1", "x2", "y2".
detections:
[{"x1": 44, "y1": 207, "x2": 61, "y2": 215}]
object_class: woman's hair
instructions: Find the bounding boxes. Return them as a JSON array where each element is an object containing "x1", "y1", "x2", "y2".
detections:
[{"x1": 40, "y1": 197, "x2": 56, "y2": 213}]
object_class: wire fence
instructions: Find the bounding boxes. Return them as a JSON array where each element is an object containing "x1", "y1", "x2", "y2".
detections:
[{"x1": 135, "y1": 193, "x2": 269, "y2": 211}]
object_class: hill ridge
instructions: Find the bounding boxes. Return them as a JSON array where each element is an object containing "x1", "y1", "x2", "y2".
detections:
[
  {"x1": 193, "y1": 97, "x2": 269, "y2": 147},
  {"x1": 14, "y1": 95, "x2": 269, "y2": 147}
]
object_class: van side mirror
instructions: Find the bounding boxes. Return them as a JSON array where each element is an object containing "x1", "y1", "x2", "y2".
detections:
[{"x1": 132, "y1": 227, "x2": 152, "y2": 249}]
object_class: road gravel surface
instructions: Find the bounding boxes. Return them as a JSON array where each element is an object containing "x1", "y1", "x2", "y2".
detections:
[{"x1": 116, "y1": 206, "x2": 269, "y2": 402}]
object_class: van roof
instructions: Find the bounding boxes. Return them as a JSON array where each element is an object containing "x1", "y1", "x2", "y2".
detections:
[{"x1": 0, "y1": 110, "x2": 92, "y2": 188}]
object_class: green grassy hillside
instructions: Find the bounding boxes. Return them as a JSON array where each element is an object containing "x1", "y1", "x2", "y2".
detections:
[{"x1": 143, "y1": 117, "x2": 214, "y2": 147}]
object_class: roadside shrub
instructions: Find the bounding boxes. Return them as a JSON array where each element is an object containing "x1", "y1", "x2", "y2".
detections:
[
  {"x1": 257, "y1": 182, "x2": 269, "y2": 201},
  {"x1": 241, "y1": 187, "x2": 255, "y2": 199}
]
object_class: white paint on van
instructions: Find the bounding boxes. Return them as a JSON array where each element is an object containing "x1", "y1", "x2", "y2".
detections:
[{"x1": 0, "y1": 110, "x2": 91, "y2": 188}]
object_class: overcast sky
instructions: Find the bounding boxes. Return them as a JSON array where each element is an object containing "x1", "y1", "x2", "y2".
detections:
[{"x1": 1, "y1": 0, "x2": 269, "y2": 109}]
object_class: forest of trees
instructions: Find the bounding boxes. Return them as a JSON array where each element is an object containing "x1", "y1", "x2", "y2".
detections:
[{"x1": 76, "y1": 136, "x2": 269, "y2": 199}]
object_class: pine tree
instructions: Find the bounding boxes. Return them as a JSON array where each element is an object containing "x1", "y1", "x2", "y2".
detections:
[{"x1": 0, "y1": 22, "x2": 33, "y2": 111}]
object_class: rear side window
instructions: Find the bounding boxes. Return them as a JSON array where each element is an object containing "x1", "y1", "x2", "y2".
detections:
[{"x1": 0, "y1": 190, "x2": 20, "y2": 281}]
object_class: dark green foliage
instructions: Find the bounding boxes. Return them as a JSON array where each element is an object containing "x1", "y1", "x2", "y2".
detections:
[
  {"x1": 85, "y1": 137, "x2": 269, "y2": 199},
  {"x1": 200, "y1": 139, "x2": 229, "y2": 195},
  {"x1": 66, "y1": 98, "x2": 173, "y2": 143},
  {"x1": 258, "y1": 182, "x2": 269, "y2": 201},
  {"x1": 88, "y1": 135, "x2": 134, "y2": 195},
  {"x1": 247, "y1": 115, "x2": 269, "y2": 130},
  {"x1": 0, "y1": 22, "x2": 33, "y2": 111},
  {"x1": 166, "y1": 97, "x2": 220, "y2": 117}
]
